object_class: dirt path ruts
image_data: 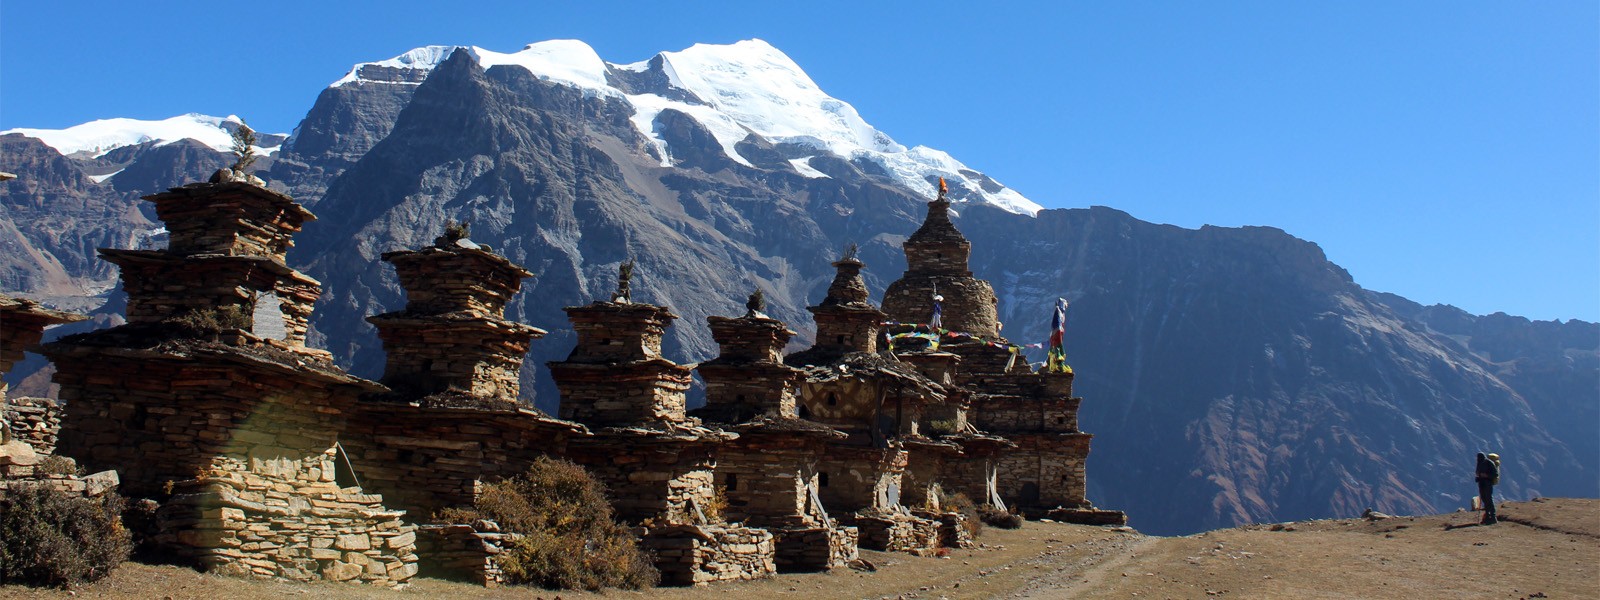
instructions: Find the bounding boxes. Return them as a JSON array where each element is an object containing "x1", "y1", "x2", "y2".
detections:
[{"x1": 1004, "y1": 533, "x2": 1154, "y2": 599}]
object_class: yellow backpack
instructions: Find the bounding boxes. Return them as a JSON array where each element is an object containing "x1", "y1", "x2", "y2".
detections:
[{"x1": 1487, "y1": 453, "x2": 1501, "y2": 485}]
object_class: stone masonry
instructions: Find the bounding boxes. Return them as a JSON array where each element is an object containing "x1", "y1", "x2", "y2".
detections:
[
  {"x1": 879, "y1": 185, "x2": 1124, "y2": 525},
  {"x1": 1, "y1": 293, "x2": 118, "y2": 500},
  {"x1": 693, "y1": 294, "x2": 860, "y2": 571},
  {"x1": 550, "y1": 277, "x2": 773, "y2": 584},
  {"x1": 43, "y1": 174, "x2": 420, "y2": 584}
]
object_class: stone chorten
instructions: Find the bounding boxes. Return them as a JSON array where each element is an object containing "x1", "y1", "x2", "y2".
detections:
[
  {"x1": 697, "y1": 289, "x2": 807, "y2": 422},
  {"x1": 694, "y1": 291, "x2": 859, "y2": 572},
  {"x1": 550, "y1": 268, "x2": 771, "y2": 585},
  {"x1": 44, "y1": 177, "x2": 420, "y2": 584},
  {"x1": 788, "y1": 251, "x2": 887, "y2": 366},
  {"x1": 881, "y1": 182, "x2": 1002, "y2": 339},
  {"x1": 99, "y1": 181, "x2": 323, "y2": 352},
  {"x1": 0, "y1": 295, "x2": 84, "y2": 405},
  {"x1": 549, "y1": 291, "x2": 692, "y2": 426},
  {"x1": 367, "y1": 232, "x2": 546, "y2": 407}
]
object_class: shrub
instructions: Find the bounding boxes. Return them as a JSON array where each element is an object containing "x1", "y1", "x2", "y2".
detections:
[
  {"x1": 165, "y1": 305, "x2": 250, "y2": 334},
  {"x1": 934, "y1": 489, "x2": 983, "y2": 539},
  {"x1": 978, "y1": 504, "x2": 1024, "y2": 529},
  {"x1": 0, "y1": 486, "x2": 132, "y2": 587},
  {"x1": 439, "y1": 456, "x2": 657, "y2": 591},
  {"x1": 35, "y1": 455, "x2": 80, "y2": 477},
  {"x1": 926, "y1": 419, "x2": 959, "y2": 435}
]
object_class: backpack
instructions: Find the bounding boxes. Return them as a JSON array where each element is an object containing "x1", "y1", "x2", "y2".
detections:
[{"x1": 1487, "y1": 453, "x2": 1501, "y2": 485}]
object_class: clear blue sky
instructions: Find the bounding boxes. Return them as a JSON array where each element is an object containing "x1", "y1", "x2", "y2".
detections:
[{"x1": 3, "y1": 1, "x2": 1595, "y2": 322}]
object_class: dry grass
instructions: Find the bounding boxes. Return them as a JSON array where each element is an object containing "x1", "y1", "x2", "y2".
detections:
[{"x1": 2, "y1": 499, "x2": 1595, "y2": 599}]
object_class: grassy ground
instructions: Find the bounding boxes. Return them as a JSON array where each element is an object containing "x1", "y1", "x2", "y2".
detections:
[{"x1": 3, "y1": 499, "x2": 1595, "y2": 600}]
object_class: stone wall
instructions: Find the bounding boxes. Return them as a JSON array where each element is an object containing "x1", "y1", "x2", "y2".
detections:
[
  {"x1": 565, "y1": 433, "x2": 719, "y2": 524},
  {"x1": 994, "y1": 433, "x2": 1092, "y2": 510},
  {"x1": 716, "y1": 436, "x2": 817, "y2": 526},
  {"x1": 973, "y1": 394, "x2": 1082, "y2": 433},
  {"x1": 815, "y1": 446, "x2": 906, "y2": 514},
  {"x1": 4, "y1": 396, "x2": 61, "y2": 454},
  {"x1": 341, "y1": 403, "x2": 580, "y2": 517},
  {"x1": 772, "y1": 525, "x2": 858, "y2": 572},
  {"x1": 914, "y1": 509, "x2": 976, "y2": 549},
  {"x1": 849, "y1": 513, "x2": 938, "y2": 553},
  {"x1": 154, "y1": 455, "x2": 419, "y2": 584},
  {"x1": 414, "y1": 522, "x2": 517, "y2": 586},
  {"x1": 50, "y1": 348, "x2": 369, "y2": 498},
  {"x1": 0, "y1": 439, "x2": 119, "y2": 497},
  {"x1": 551, "y1": 361, "x2": 692, "y2": 426},
  {"x1": 642, "y1": 524, "x2": 776, "y2": 585}
]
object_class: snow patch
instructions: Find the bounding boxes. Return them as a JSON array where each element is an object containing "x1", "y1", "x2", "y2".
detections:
[
  {"x1": 88, "y1": 169, "x2": 122, "y2": 183},
  {"x1": 331, "y1": 45, "x2": 457, "y2": 87},
  {"x1": 789, "y1": 157, "x2": 829, "y2": 179},
  {"x1": 3, "y1": 114, "x2": 284, "y2": 158}
]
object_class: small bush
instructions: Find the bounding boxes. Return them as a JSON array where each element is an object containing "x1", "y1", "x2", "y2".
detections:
[
  {"x1": 926, "y1": 419, "x2": 958, "y2": 435},
  {"x1": 703, "y1": 486, "x2": 728, "y2": 523},
  {"x1": 440, "y1": 456, "x2": 657, "y2": 591},
  {"x1": 978, "y1": 504, "x2": 1024, "y2": 529},
  {"x1": 0, "y1": 486, "x2": 132, "y2": 587},
  {"x1": 938, "y1": 490, "x2": 984, "y2": 539},
  {"x1": 35, "y1": 456, "x2": 80, "y2": 477},
  {"x1": 165, "y1": 305, "x2": 250, "y2": 334}
]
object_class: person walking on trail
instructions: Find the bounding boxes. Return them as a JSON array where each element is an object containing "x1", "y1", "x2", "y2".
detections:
[{"x1": 1475, "y1": 451, "x2": 1501, "y2": 524}]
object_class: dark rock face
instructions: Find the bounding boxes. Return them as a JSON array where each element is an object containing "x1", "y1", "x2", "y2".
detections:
[
  {"x1": 108, "y1": 138, "x2": 233, "y2": 195},
  {"x1": 1374, "y1": 293, "x2": 1600, "y2": 499},
  {"x1": 957, "y1": 206, "x2": 1591, "y2": 533},
  {"x1": 267, "y1": 80, "x2": 420, "y2": 208},
  {"x1": 0, "y1": 134, "x2": 153, "y2": 301},
  {"x1": 1, "y1": 46, "x2": 1593, "y2": 537}
]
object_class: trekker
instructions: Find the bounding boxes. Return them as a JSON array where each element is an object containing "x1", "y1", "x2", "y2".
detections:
[{"x1": 1475, "y1": 451, "x2": 1500, "y2": 524}]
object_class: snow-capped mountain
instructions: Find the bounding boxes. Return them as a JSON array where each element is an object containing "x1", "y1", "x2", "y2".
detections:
[
  {"x1": 2, "y1": 113, "x2": 285, "y2": 159},
  {"x1": 332, "y1": 39, "x2": 1042, "y2": 215}
]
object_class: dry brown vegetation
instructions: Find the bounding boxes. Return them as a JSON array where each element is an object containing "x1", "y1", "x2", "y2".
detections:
[{"x1": 1, "y1": 498, "x2": 1594, "y2": 599}]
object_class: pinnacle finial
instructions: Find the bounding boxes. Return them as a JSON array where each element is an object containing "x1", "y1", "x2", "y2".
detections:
[
  {"x1": 937, "y1": 177, "x2": 948, "y2": 200},
  {"x1": 613, "y1": 260, "x2": 635, "y2": 303}
]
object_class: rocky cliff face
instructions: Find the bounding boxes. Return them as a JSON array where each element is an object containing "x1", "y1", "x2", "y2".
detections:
[
  {"x1": 0, "y1": 134, "x2": 154, "y2": 305},
  {"x1": 956, "y1": 207, "x2": 1590, "y2": 533},
  {"x1": 1, "y1": 41, "x2": 1592, "y2": 536}
]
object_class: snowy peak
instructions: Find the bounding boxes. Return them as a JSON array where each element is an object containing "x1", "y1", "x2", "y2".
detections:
[
  {"x1": 2, "y1": 114, "x2": 284, "y2": 158},
  {"x1": 335, "y1": 39, "x2": 1044, "y2": 215},
  {"x1": 334, "y1": 41, "x2": 614, "y2": 93}
]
